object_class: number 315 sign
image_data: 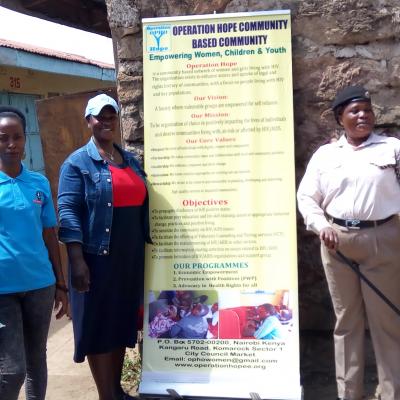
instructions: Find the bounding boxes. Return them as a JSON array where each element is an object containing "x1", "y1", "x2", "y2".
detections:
[{"x1": 9, "y1": 76, "x2": 21, "y2": 89}]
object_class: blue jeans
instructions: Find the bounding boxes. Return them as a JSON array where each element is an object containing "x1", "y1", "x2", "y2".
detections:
[{"x1": 0, "y1": 285, "x2": 55, "y2": 400}]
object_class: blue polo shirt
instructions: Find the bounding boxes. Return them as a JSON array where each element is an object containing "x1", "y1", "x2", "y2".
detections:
[{"x1": 0, "y1": 165, "x2": 57, "y2": 294}]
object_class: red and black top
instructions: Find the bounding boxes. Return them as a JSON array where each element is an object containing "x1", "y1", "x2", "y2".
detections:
[{"x1": 109, "y1": 165, "x2": 146, "y2": 207}]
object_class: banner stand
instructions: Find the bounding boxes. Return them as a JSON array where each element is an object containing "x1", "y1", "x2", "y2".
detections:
[
  {"x1": 141, "y1": 9, "x2": 302, "y2": 400},
  {"x1": 166, "y1": 389, "x2": 183, "y2": 399},
  {"x1": 138, "y1": 389, "x2": 304, "y2": 400}
]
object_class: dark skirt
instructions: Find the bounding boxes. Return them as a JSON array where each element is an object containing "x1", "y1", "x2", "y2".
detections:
[{"x1": 69, "y1": 207, "x2": 145, "y2": 362}]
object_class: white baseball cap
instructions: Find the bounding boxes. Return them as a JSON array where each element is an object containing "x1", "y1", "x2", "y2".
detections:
[{"x1": 84, "y1": 94, "x2": 119, "y2": 118}]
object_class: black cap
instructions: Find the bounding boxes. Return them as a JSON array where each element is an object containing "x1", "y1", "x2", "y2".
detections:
[{"x1": 332, "y1": 85, "x2": 371, "y2": 110}]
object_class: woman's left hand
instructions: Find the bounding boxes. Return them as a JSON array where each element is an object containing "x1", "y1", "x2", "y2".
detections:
[
  {"x1": 319, "y1": 227, "x2": 339, "y2": 250},
  {"x1": 54, "y1": 288, "x2": 69, "y2": 319}
]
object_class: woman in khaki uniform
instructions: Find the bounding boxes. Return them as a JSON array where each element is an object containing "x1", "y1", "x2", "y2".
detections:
[{"x1": 297, "y1": 85, "x2": 400, "y2": 400}]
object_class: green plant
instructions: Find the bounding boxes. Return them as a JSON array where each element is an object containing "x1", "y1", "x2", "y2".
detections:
[{"x1": 121, "y1": 348, "x2": 142, "y2": 394}]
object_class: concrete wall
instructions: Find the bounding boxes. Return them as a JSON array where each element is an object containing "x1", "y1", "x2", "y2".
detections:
[{"x1": 104, "y1": 0, "x2": 400, "y2": 330}]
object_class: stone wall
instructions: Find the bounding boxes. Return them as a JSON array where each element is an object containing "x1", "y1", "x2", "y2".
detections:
[{"x1": 104, "y1": 0, "x2": 400, "y2": 330}]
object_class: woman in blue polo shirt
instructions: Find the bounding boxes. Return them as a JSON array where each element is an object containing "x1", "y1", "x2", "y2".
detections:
[{"x1": 0, "y1": 106, "x2": 68, "y2": 400}]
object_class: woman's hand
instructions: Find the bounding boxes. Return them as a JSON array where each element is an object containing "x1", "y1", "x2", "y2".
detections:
[
  {"x1": 66, "y1": 242, "x2": 90, "y2": 293},
  {"x1": 319, "y1": 227, "x2": 339, "y2": 250},
  {"x1": 54, "y1": 288, "x2": 69, "y2": 319},
  {"x1": 71, "y1": 259, "x2": 90, "y2": 293}
]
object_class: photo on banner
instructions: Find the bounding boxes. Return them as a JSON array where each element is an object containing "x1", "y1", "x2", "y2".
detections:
[{"x1": 141, "y1": 10, "x2": 301, "y2": 400}]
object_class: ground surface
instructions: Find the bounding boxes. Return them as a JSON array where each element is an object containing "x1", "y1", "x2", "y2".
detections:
[
  {"x1": 300, "y1": 330, "x2": 379, "y2": 400},
  {"x1": 18, "y1": 317, "x2": 97, "y2": 400},
  {"x1": 17, "y1": 319, "x2": 380, "y2": 400}
]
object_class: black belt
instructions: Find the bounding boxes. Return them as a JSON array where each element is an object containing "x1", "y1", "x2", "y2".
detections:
[{"x1": 328, "y1": 215, "x2": 394, "y2": 229}]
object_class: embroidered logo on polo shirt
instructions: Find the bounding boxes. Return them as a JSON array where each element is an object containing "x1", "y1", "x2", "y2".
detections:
[{"x1": 33, "y1": 191, "x2": 43, "y2": 205}]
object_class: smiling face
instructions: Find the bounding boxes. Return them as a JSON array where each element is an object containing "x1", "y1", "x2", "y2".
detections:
[
  {"x1": 87, "y1": 105, "x2": 118, "y2": 143},
  {"x1": 339, "y1": 100, "x2": 375, "y2": 146},
  {"x1": 0, "y1": 116, "x2": 26, "y2": 168}
]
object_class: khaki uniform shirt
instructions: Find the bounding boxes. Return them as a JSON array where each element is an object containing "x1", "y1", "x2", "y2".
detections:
[{"x1": 297, "y1": 133, "x2": 400, "y2": 234}]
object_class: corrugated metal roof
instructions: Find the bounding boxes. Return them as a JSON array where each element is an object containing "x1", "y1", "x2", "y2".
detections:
[{"x1": 0, "y1": 38, "x2": 114, "y2": 70}]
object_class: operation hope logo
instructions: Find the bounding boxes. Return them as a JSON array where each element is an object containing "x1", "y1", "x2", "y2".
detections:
[{"x1": 146, "y1": 25, "x2": 172, "y2": 52}]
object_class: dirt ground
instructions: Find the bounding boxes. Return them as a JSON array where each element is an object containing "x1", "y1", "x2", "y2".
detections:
[
  {"x1": 300, "y1": 330, "x2": 380, "y2": 400},
  {"x1": 17, "y1": 318, "x2": 380, "y2": 400}
]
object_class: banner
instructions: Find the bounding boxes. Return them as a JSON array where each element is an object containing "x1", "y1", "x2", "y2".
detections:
[{"x1": 141, "y1": 10, "x2": 301, "y2": 399}]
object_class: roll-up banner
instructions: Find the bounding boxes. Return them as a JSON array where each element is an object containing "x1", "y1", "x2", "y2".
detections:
[{"x1": 141, "y1": 10, "x2": 301, "y2": 400}]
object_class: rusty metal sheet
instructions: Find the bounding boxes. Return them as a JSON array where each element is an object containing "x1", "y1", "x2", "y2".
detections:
[{"x1": 36, "y1": 88, "x2": 118, "y2": 203}]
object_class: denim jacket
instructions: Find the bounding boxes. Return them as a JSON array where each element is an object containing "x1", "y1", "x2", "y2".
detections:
[{"x1": 58, "y1": 138, "x2": 151, "y2": 255}]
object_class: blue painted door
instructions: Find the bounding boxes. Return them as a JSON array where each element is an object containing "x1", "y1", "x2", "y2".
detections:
[{"x1": 0, "y1": 92, "x2": 45, "y2": 174}]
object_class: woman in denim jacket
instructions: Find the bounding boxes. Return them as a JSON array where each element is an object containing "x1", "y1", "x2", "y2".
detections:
[{"x1": 58, "y1": 94, "x2": 151, "y2": 400}]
